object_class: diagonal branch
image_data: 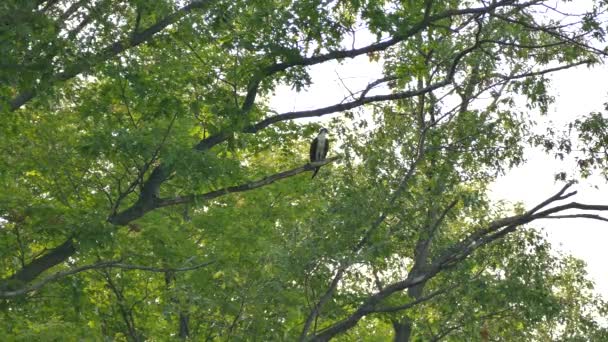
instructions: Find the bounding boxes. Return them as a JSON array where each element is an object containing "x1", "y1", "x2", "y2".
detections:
[
  {"x1": 156, "y1": 157, "x2": 341, "y2": 208},
  {"x1": 301, "y1": 20, "x2": 485, "y2": 339},
  {"x1": 249, "y1": 35, "x2": 484, "y2": 140},
  {"x1": 259, "y1": 0, "x2": 521, "y2": 77},
  {"x1": 111, "y1": 112, "x2": 179, "y2": 216},
  {"x1": 308, "y1": 183, "x2": 608, "y2": 340},
  {"x1": 0, "y1": 259, "x2": 215, "y2": 298},
  {"x1": 491, "y1": 12, "x2": 608, "y2": 58},
  {"x1": 7, "y1": 239, "x2": 76, "y2": 284},
  {"x1": 528, "y1": 180, "x2": 576, "y2": 214},
  {"x1": 493, "y1": 60, "x2": 594, "y2": 81},
  {"x1": 199, "y1": 0, "x2": 522, "y2": 151},
  {"x1": 6, "y1": 159, "x2": 339, "y2": 289},
  {"x1": 11, "y1": 0, "x2": 522, "y2": 112},
  {"x1": 118, "y1": 27, "x2": 485, "y2": 237},
  {"x1": 108, "y1": 157, "x2": 340, "y2": 225},
  {"x1": 372, "y1": 282, "x2": 460, "y2": 314},
  {"x1": 533, "y1": 201, "x2": 608, "y2": 218}
]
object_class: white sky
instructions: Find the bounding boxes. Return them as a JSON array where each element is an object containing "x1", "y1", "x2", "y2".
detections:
[
  {"x1": 269, "y1": 25, "x2": 608, "y2": 298},
  {"x1": 491, "y1": 65, "x2": 608, "y2": 297}
]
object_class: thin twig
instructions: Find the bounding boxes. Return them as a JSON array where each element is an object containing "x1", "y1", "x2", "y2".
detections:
[{"x1": 0, "y1": 260, "x2": 215, "y2": 298}]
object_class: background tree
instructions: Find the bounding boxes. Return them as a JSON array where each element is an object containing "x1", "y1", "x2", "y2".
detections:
[{"x1": 1, "y1": 0, "x2": 608, "y2": 340}]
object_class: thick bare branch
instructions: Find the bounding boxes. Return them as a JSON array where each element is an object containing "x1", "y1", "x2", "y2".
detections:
[
  {"x1": 157, "y1": 157, "x2": 341, "y2": 207},
  {"x1": 528, "y1": 181, "x2": 576, "y2": 214},
  {"x1": 7, "y1": 239, "x2": 75, "y2": 284},
  {"x1": 109, "y1": 157, "x2": 340, "y2": 225}
]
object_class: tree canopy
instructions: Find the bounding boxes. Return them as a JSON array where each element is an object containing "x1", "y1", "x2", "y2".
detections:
[{"x1": 2, "y1": 0, "x2": 608, "y2": 340}]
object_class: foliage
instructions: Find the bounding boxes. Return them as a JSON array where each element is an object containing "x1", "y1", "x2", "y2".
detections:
[{"x1": 1, "y1": 0, "x2": 608, "y2": 341}]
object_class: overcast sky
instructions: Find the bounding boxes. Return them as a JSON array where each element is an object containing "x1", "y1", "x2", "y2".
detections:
[{"x1": 491, "y1": 65, "x2": 608, "y2": 297}]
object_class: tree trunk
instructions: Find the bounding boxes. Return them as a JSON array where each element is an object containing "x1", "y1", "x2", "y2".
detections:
[
  {"x1": 393, "y1": 319, "x2": 413, "y2": 342},
  {"x1": 179, "y1": 311, "x2": 190, "y2": 339}
]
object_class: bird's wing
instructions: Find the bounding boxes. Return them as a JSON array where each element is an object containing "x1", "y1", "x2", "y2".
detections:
[
  {"x1": 322, "y1": 138, "x2": 330, "y2": 159},
  {"x1": 310, "y1": 137, "x2": 318, "y2": 162}
]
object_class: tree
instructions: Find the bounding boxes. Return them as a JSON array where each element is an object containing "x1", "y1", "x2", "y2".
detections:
[{"x1": 1, "y1": 0, "x2": 608, "y2": 340}]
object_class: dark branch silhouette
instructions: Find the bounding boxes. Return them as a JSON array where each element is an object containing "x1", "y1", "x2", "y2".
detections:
[
  {"x1": 109, "y1": 157, "x2": 340, "y2": 225},
  {"x1": 307, "y1": 182, "x2": 608, "y2": 340}
]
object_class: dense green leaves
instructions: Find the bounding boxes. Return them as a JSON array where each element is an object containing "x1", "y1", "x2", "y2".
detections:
[{"x1": 2, "y1": 0, "x2": 608, "y2": 340}]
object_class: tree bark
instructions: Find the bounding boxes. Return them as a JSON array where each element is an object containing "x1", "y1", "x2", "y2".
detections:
[
  {"x1": 179, "y1": 311, "x2": 190, "y2": 339},
  {"x1": 8, "y1": 238, "x2": 75, "y2": 284},
  {"x1": 393, "y1": 319, "x2": 413, "y2": 342}
]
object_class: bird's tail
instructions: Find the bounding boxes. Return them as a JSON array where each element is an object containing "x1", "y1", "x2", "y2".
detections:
[{"x1": 311, "y1": 167, "x2": 320, "y2": 179}]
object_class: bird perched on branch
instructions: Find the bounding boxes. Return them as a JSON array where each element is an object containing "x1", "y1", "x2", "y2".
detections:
[{"x1": 309, "y1": 128, "x2": 330, "y2": 179}]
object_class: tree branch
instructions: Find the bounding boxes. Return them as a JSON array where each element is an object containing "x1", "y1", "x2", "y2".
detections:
[
  {"x1": 372, "y1": 282, "x2": 459, "y2": 314},
  {"x1": 0, "y1": 259, "x2": 215, "y2": 298},
  {"x1": 157, "y1": 157, "x2": 340, "y2": 207},
  {"x1": 192, "y1": 1, "x2": 524, "y2": 155},
  {"x1": 307, "y1": 30, "x2": 485, "y2": 333},
  {"x1": 491, "y1": 12, "x2": 608, "y2": 58},
  {"x1": 114, "y1": 25, "x2": 484, "y2": 238},
  {"x1": 528, "y1": 181, "x2": 576, "y2": 213},
  {"x1": 543, "y1": 214, "x2": 608, "y2": 222},
  {"x1": 109, "y1": 157, "x2": 340, "y2": 225},
  {"x1": 7, "y1": 239, "x2": 76, "y2": 284},
  {"x1": 260, "y1": 0, "x2": 520, "y2": 77},
  {"x1": 251, "y1": 39, "x2": 483, "y2": 140},
  {"x1": 308, "y1": 183, "x2": 608, "y2": 340}
]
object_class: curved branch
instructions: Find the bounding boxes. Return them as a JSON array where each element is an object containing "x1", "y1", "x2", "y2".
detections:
[
  {"x1": 116, "y1": 30, "x2": 484, "y2": 234},
  {"x1": 11, "y1": 0, "x2": 521, "y2": 112},
  {"x1": 194, "y1": 0, "x2": 524, "y2": 151},
  {"x1": 260, "y1": 0, "x2": 522, "y2": 76},
  {"x1": 7, "y1": 158, "x2": 339, "y2": 290},
  {"x1": 0, "y1": 259, "x2": 215, "y2": 298},
  {"x1": 302, "y1": 30, "x2": 484, "y2": 338},
  {"x1": 250, "y1": 37, "x2": 483, "y2": 139}
]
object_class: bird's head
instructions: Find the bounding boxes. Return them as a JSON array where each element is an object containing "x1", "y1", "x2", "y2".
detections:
[{"x1": 319, "y1": 128, "x2": 329, "y2": 136}]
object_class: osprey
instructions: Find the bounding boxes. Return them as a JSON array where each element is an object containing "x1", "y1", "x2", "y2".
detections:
[{"x1": 309, "y1": 128, "x2": 330, "y2": 179}]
